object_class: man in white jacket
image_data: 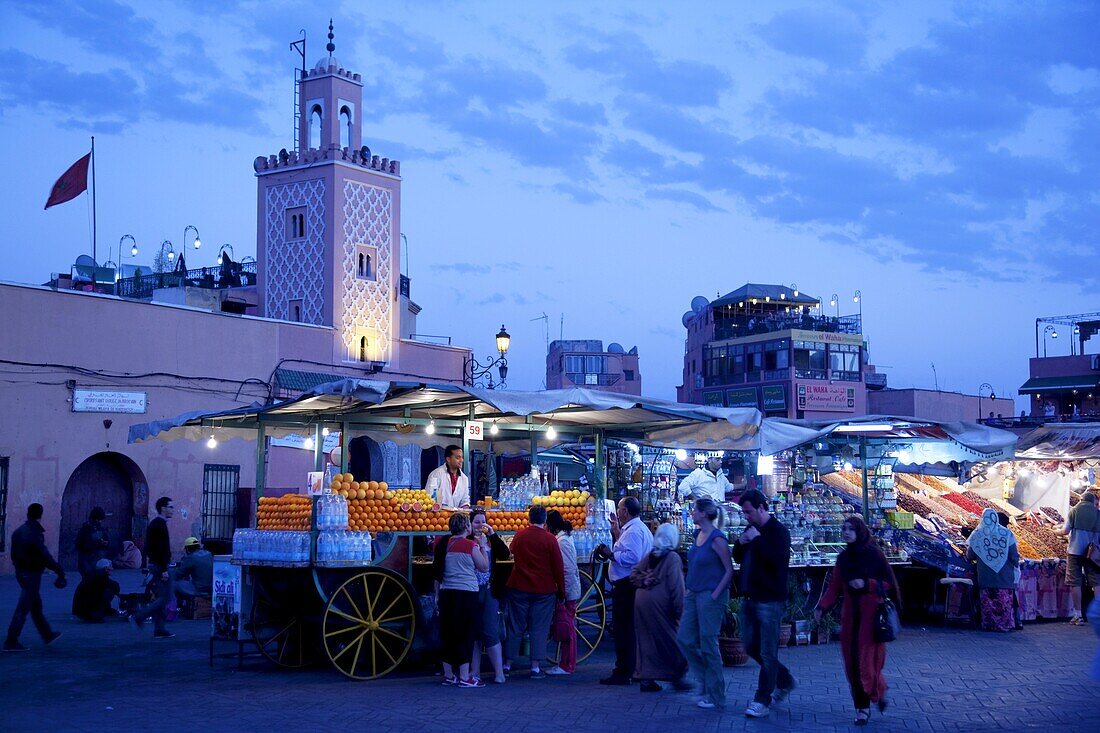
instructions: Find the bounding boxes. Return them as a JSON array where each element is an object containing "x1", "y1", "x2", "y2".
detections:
[
  {"x1": 425, "y1": 445, "x2": 471, "y2": 509},
  {"x1": 677, "y1": 455, "x2": 732, "y2": 504}
]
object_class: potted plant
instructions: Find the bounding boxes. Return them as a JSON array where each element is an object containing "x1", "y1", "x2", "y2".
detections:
[
  {"x1": 813, "y1": 608, "x2": 839, "y2": 644},
  {"x1": 718, "y1": 596, "x2": 748, "y2": 666}
]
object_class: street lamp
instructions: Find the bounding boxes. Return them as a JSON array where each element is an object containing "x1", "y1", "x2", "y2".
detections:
[
  {"x1": 1043, "y1": 325, "x2": 1057, "y2": 357},
  {"x1": 978, "y1": 382, "x2": 996, "y2": 422},
  {"x1": 853, "y1": 290, "x2": 863, "y2": 331},
  {"x1": 159, "y1": 240, "x2": 176, "y2": 266},
  {"x1": 216, "y1": 243, "x2": 234, "y2": 266},
  {"x1": 791, "y1": 283, "x2": 799, "y2": 298},
  {"x1": 464, "y1": 324, "x2": 511, "y2": 389},
  {"x1": 830, "y1": 293, "x2": 839, "y2": 317},
  {"x1": 184, "y1": 225, "x2": 201, "y2": 253}
]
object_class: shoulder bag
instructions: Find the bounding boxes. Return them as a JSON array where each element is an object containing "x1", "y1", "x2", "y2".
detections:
[{"x1": 873, "y1": 583, "x2": 901, "y2": 643}]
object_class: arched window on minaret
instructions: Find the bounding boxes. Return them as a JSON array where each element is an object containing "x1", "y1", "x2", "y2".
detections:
[
  {"x1": 309, "y1": 105, "x2": 323, "y2": 150},
  {"x1": 340, "y1": 106, "x2": 352, "y2": 150},
  {"x1": 359, "y1": 336, "x2": 368, "y2": 362},
  {"x1": 357, "y1": 253, "x2": 365, "y2": 278}
]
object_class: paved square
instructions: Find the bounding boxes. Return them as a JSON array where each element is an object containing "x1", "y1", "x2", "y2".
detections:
[{"x1": 1, "y1": 573, "x2": 1097, "y2": 733}]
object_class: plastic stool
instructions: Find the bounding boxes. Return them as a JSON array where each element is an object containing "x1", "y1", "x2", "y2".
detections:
[{"x1": 938, "y1": 577, "x2": 974, "y2": 624}]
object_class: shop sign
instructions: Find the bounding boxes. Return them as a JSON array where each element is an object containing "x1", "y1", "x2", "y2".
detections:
[
  {"x1": 762, "y1": 385, "x2": 787, "y2": 411},
  {"x1": 71, "y1": 388, "x2": 147, "y2": 414},
  {"x1": 211, "y1": 557, "x2": 246, "y2": 641},
  {"x1": 464, "y1": 421, "x2": 485, "y2": 441},
  {"x1": 796, "y1": 382, "x2": 855, "y2": 412},
  {"x1": 725, "y1": 387, "x2": 758, "y2": 408},
  {"x1": 702, "y1": 390, "x2": 725, "y2": 406},
  {"x1": 790, "y1": 329, "x2": 863, "y2": 346}
]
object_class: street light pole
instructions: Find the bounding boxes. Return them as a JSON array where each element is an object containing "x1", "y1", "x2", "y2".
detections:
[
  {"x1": 464, "y1": 324, "x2": 511, "y2": 389},
  {"x1": 1043, "y1": 325, "x2": 1058, "y2": 357},
  {"x1": 184, "y1": 225, "x2": 201, "y2": 259},
  {"x1": 978, "y1": 382, "x2": 994, "y2": 422}
]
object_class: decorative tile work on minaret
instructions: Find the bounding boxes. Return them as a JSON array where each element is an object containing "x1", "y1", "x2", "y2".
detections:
[
  {"x1": 340, "y1": 180, "x2": 392, "y2": 362},
  {"x1": 264, "y1": 179, "x2": 326, "y2": 322}
]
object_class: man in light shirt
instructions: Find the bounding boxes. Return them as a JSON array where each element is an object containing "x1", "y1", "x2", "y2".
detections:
[
  {"x1": 598, "y1": 496, "x2": 652, "y2": 685},
  {"x1": 678, "y1": 455, "x2": 732, "y2": 504},
  {"x1": 425, "y1": 445, "x2": 471, "y2": 509}
]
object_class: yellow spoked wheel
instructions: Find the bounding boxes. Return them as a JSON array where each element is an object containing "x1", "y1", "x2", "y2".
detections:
[
  {"x1": 250, "y1": 585, "x2": 318, "y2": 668},
  {"x1": 550, "y1": 568, "x2": 606, "y2": 665},
  {"x1": 322, "y1": 568, "x2": 417, "y2": 680}
]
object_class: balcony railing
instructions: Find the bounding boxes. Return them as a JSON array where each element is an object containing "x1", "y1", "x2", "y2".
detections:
[
  {"x1": 714, "y1": 312, "x2": 861, "y2": 341},
  {"x1": 117, "y1": 261, "x2": 257, "y2": 299},
  {"x1": 566, "y1": 373, "x2": 622, "y2": 387}
]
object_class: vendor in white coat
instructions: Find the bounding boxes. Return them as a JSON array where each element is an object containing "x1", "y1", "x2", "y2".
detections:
[
  {"x1": 677, "y1": 455, "x2": 732, "y2": 504},
  {"x1": 425, "y1": 445, "x2": 471, "y2": 509}
]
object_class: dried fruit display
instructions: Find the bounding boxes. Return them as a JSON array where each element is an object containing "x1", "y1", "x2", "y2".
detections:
[
  {"x1": 1039, "y1": 506, "x2": 1064, "y2": 524},
  {"x1": 961, "y1": 492, "x2": 1002, "y2": 514},
  {"x1": 840, "y1": 471, "x2": 864, "y2": 487},
  {"x1": 822, "y1": 472, "x2": 862, "y2": 501},
  {"x1": 942, "y1": 492, "x2": 984, "y2": 515},
  {"x1": 1012, "y1": 520, "x2": 1067, "y2": 558},
  {"x1": 1012, "y1": 533, "x2": 1043, "y2": 560}
]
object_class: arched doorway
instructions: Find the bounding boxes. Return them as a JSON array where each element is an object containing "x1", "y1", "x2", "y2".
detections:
[
  {"x1": 348, "y1": 436, "x2": 384, "y2": 483},
  {"x1": 59, "y1": 452, "x2": 147, "y2": 571}
]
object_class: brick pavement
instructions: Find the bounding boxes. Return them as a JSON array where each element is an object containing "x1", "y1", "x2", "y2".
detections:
[{"x1": 1, "y1": 573, "x2": 1098, "y2": 733}]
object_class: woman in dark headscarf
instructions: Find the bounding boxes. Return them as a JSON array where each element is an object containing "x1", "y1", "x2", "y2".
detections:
[{"x1": 815, "y1": 515, "x2": 899, "y2": 726}]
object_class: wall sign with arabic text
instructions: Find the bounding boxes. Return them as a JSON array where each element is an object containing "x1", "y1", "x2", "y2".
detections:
[{"x1": 71, "y1": 388, "x2": 147, "y2": 414}]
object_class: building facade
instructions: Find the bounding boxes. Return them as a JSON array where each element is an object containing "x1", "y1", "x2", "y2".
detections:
[
  {"x1": 677, "y1": 284, "x2": 884, "y2": 418},
  {"x1": 0, "y1": 33, "x2": 470, "y2": 573},
  {"x1": 1018, "y1": 313, "x2": 1100, "y2": 420},
  {"x1": 868, "y1": 388, "x2": 1015, "y2": 423},
  {"x1": 546, "y1": 340, "x2": 641, "y2": 395}
]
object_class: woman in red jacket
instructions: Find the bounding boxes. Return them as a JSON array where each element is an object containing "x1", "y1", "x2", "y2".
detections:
[{"x1": 815, "y1": 515, "x2": 900, "y2": 726}]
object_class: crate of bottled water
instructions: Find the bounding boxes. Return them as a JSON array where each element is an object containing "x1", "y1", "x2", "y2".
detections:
[
  {"x1": 316, "y1": 530, "x2": 373, "y2": 567},
  {"x1": 315, "y1": 493, "x2": 349, "y2": 530},
  {"x1": 231, "y1": 529, "x2": 310, "y2": 566}
]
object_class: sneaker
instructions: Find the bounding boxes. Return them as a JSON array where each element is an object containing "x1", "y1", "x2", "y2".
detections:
[
  {"x1": 771, "y1": 675, "x2": 798, "y2": 704},
  {"x1": 458, "y1": 677, "x2": 486, "y2": 688},
  {"x1": 529, "y1": 669, "x2": 546, "y2": 679},
  {"x1": 855, "y1": 708, "x2": 871, "y2": 725},
  {"x1": 545, "y1": 666, "x2": 571, "y2": 676},
  {"x1": 1069, "y1": 615, "x2": 1084, "y2": 625},
  {"x1": 128, "y1": 614, "x2": 145, "y2": 630},
  {"x1": 639, "y1": 680, "x2": 661, "y2": 692},
  {"x1": 745, "y1": 702, "x2": 770, "y2": 718},
  {"x1": 441, "y1": 676, "x2": 458, "y2": 686},
  {"x1": 3, "y1": 642, "x2": 29, "y2": 652},
  {"x1": 153, "y1": 631, "x2": 175, "y2": 639},
  {"x1": 43, "y1": 632, "x2": 63, "y2": 646},
  {"x1": 697, "y1": 699, "x2": 717, "y2": 709}
]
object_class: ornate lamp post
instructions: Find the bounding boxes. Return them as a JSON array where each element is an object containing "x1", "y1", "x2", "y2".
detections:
[
  {"x1": 464, "y1": 324, "x2": 511, "y2": 389},
  {"x1": 1043, "y1": 325, "x2": 1058, "y2": 357},
  {"x1": 978, "y1": 382, "x2": 995, "y2": 422},
  {"x1": 216, "y1": 244, "x2": 234, "y2": 266},
  {"x1": 184, "y1": 225, "x2": 201, "y2": 253}
]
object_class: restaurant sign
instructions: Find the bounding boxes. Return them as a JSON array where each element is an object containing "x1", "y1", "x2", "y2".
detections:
[
  {"x1": 796, "y1": 382, "x2": 855, "y2": 412},
  {"x1": 725, "y1": 387, "x2": 758, "y2": 409},
  {"x1": 71, "y1": 388, "x2": 147, "y2": 414},
  {"x1": 762, "y1": 385, "x2": 787, "y2": 411},
  {"x1": 702, "y1": 390, "x2": 725, "y2": 406}
]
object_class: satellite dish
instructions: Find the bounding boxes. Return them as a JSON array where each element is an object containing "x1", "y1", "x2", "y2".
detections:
[
  {"x1": 607, "y1": 342, "x2": 625, "y2": 354},
  {"x1": 681, "y1": 311, "x2": 695, "y2": 328},
  {"x1": 75, "y1": 254, "x2": 98, "y2": 268},
  {"x1": 691, "y1": 295, "x2": 709, "y2": 313}
]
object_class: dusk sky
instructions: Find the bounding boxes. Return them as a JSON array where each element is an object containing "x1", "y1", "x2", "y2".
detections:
[{"x1": 2, "y1": 1, "x2": 1097, "y2": 407}]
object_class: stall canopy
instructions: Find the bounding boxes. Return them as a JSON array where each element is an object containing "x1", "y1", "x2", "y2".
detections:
[
  {"x1": 128, "y1": 380, "x2": 765, "y2": 451},
  {"x1": 765, "y1": 414, "x2": 1018, "y2": 470},
  {"x1": 1016, "y1": 422, "x2": 1100, "y2": 460}
]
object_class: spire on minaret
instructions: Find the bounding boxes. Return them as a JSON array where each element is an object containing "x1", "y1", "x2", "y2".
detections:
[{"x1": 326, "y1": 19, "x2": 335, "y2": 55}]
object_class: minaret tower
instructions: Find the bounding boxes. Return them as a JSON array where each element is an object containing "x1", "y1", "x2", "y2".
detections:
[{"x1": 254, "y1": 20, "x2": 402, "y2": 367}]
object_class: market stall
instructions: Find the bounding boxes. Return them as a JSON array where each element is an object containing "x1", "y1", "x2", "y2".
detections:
[{"x1": 130, "y1": 380, "x2": 764, "y2": 678}]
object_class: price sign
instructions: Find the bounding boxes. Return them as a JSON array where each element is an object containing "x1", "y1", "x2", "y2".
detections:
[{"x1": 464, "y1": 421, "x2": 485, "y2": 441}]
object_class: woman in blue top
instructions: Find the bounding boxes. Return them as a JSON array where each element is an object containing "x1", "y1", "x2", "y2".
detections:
[{"x1": 677, "y1": 497, "x2": 734, "y2": 709}]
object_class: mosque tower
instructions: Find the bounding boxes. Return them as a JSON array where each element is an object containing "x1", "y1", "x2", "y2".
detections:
[{"x1": 254, "y1": 21, "x2": 403, "y2": 367}]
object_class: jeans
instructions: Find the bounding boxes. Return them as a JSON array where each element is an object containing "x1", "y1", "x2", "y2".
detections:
[
  {"x1": 740, "y1": 599, "x2": 794, "y2": 705},
  {"x1": 6, "y1": 572, "x2": 54, "y2": 644},
  {"x1": 134, "y1": 565, "x2": 173, "y2": 634},
  {"x1": 611, "y1": 578, "x2": 638, "y2": 679},
  {"x1": 504, "y1": 589, "x2": 556, "y2": 666},
  {"x1": 678, "y1": 589, "x2": 728, "y2": 707}
]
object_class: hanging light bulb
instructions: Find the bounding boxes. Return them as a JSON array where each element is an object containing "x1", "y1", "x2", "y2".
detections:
[
  {"x1": 303, "y1": 436, "x2": 314, "y2": 450},
  {"x1": 490, "y1": 423, "x2": 499, "y2": 436},
  {"x1": 206, "y1": 435, "x2": 217, "y2": 449},
  {"x1": 426, "y1": 420, "x2": 436, "y2": 435},
  {"x1": 322, "y1": 427, "x2": 330, "y2": 437},
  {"x1": 674, "y1": 449, "x2": 688, "y2": 461},
  {"x1": 546, "y1": 425, "x2": 558, "y2": 440}
]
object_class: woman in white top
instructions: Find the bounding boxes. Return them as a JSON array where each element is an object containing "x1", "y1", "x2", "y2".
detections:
[{"x1": 545, "y1": 510, "x2": 581, "y2": 675}]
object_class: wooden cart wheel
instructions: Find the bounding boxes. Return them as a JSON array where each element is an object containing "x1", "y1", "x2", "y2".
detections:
[
  {"x1": 323, "y1": 568, "x2": 417, "y2": 680},
  {"x1": 550, "y1": 568, "x2": 606, "y2": 665},
  {"x1": 250, "y1": 584, "x2": 318, "y2": 668}
]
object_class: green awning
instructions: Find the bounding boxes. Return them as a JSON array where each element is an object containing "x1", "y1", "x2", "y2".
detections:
[
  {"x1": 1018, "y1": 375, "x2": 1100, "y2": 395},
  {"x1": 274, "y1": 368, "x2": 345, "y2": 393}
]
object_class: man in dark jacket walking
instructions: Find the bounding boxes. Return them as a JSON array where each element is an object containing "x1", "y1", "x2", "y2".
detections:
[
  {"x1": 129, "y1": 496, "x2": 175, "y2": 639},
  {"x1": 4, "y1": 503, "x2": 66, "y2": 651}
]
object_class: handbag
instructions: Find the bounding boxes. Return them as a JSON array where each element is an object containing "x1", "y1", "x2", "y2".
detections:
[
  {"x1": 551, "y1": 601, "x2": 574, "y2": 642},
  {"x1": 873, "y1": 585, "x2": 901, "y2": 643}
]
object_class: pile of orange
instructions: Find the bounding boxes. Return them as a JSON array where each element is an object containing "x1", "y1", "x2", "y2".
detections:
[
  {"x1": 330, "y1": 472, "x2": 389, "y2": 500},
  {"x1": 257, "y1": 494, "x2": 312, "y2": 530}
]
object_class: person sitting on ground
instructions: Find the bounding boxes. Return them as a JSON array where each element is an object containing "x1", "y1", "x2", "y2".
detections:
[
  {"x1": 72, "y1": 559, "x2": 121, "y2": 623},
  {"x1": 173, "y1": 537, "x2": 214, "y2": 602},
  {"x1": 75, "y1": 507, "x2": 109, "y2": 582},
  {"x1": 631, "y1": 523, "x2": 691, "y2": 693},
  {"x1": 113, "y1": 540, "x2": 142, "y2": 570}
]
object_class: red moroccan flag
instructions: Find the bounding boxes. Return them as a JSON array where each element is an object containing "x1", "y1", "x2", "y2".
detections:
[{"x1": 44, "y1": 152, "x2": 91, "y2": 209}]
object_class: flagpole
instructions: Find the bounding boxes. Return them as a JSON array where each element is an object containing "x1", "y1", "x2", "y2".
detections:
[{"x1": 91, "y1": 136, "x2": 97, "y2": 263}]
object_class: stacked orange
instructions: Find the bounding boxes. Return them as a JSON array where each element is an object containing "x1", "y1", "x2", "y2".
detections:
[
  {"x1": 257, "y1": 494, "x2": 312, "y2": 530},
  {"x1": 329, "y1": 472, "x2": 389, "y2": 500}
]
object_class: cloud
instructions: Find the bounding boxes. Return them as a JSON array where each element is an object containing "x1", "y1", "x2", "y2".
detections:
[
  {"x1": 430, "y1": 263, "x2": 492, "y2": 275},
  {"x1": 11, "y1": 0, "x2": 162, "y2": 62},
  {"x1": 0, "y1": 50, "x2": 140, "y2": 129},
  {"x1": 552, "y1": 100, "x2": 607, "y2": 126},
  {"x1": 645, "y1": 188, "x2": 725, "y2": 213},
  {"x1": 756, "y1": 8, "x2": 868, "y2": 66},
  {"x1": 565, "y1": 31, "x2": 730, "y2": 107},
  {"x1": 553, "y1": 182, "x2": 604, "y2": 205}
]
